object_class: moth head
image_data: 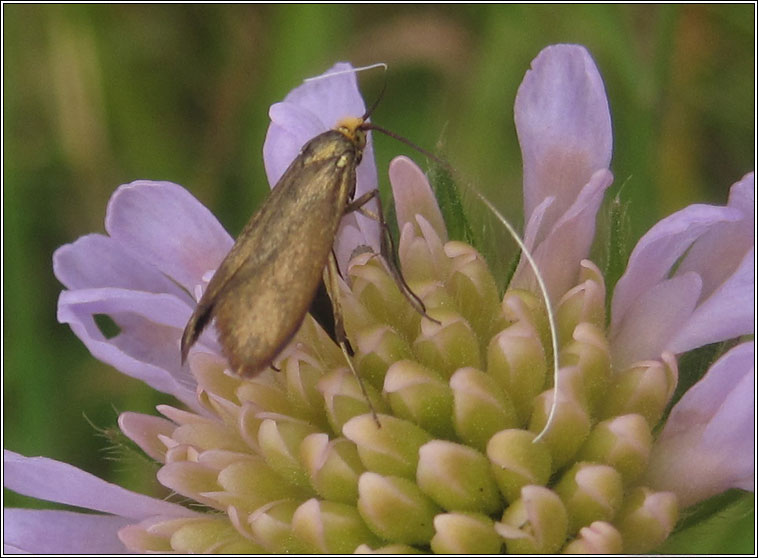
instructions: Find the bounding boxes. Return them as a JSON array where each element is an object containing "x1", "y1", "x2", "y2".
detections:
[{"x1": 336, "y1": 116, "x2": 368, "y2": 163}]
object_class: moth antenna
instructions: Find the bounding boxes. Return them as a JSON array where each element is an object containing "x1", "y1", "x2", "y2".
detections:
[
  {"x1": 465, "y1": 186, "x2": 561, "y2": 444},
  {"x1": 304, "y1": 62, "x2": 388, "y2": 83},
  {"x1": 366, "y1": 123, "x2": 453, "y2": 173}
]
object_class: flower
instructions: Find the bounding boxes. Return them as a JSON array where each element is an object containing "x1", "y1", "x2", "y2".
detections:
[{"x1": 4, "y1": 48, "x2": 753, "y2": 554}]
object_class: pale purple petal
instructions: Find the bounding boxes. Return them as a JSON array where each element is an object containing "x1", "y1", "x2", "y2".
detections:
[
  {"x1": 53, "y1": 234, "x2": 189, "y2": 301},
  {"x1": 4, "y1": 509, "x2": 131, "y2": 554},
  {"x1": 512, "y1": 168, "x2": 613, "y2": 302},
  {"x1": 610, "y1": 203, "x2": 741, "y2": 333},
  {"x1": 56, "y1": 288, "x2": 201, "y2": 409},
  {"x1": 262, "y1": 62, "x2": 380, "y2": 272},
  {"x1": 3, "y1": 450, "x2": 193, "y2": 519},
  {"x1": 611, "y1": 272, "x2": 702, "y2": 370},
  {"x1": 669, "y1": 248, "x2": 755, "y2": 353},
  {"x1": 515, "y1": 44, "x2": 612, "y2": 231},
  {"x1": 389, "y1": 156, "x2": 447, "y2": 242},
  {"x1": 674, "y1": 173, "x2": 754, "y2": 300},
  {"x1": 105, "y1": 180, "x2": 233, "y2": 294},
  {"x1": 645, "y1": 342, "x2": 754, "y2": 507}
]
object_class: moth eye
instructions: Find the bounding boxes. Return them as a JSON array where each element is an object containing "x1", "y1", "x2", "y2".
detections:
[{"x1": 355, "y1": 128, "x2": 367, "y2": 149}]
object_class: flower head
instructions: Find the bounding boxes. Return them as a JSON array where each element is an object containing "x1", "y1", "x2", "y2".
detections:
[{"x1": 5, "y1": 48, "x2": 753, "y2": 554}]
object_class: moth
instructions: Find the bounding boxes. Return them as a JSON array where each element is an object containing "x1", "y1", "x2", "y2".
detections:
[{"x1": 180, "y1": 114, "x2": 430, "y2": 379}]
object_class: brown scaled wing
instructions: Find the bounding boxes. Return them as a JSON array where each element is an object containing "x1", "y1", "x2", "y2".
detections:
[{"x1": 181, "y1": 130, "x2": 359, "y2": 376}]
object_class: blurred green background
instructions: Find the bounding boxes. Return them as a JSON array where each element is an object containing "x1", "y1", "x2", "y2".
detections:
[{"x1": 3, "y1": 4, "x2": 754, "y2": 552}]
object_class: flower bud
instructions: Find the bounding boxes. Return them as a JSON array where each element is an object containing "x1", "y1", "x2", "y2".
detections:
[
  {"x1": 600, "y1": 353, "x2": 678, "y2": 427},
  {"x1": 300, "y1": 434, "x2": 364, "y2": 504},
  {"x1": 562, "y1": 521, "x2": 623, "y2": 554},
  {"x1": 529, "y1": 387, "x2": 591, "y2": 468},
  {"x1": 257, "y1": 417, "x2": 317, "y2": 490},
  {"x1": 145, "y1": 516, "x2": 264, "y2": 553},
  {"x1": 383, "y1": 360, "x2": 454, "y2": 438},
  {"x1": 416, "y1": 440, "x2": 502, "y2": 513},
  {"x1": 349, "y1": 254, "x2": 420, "y2": 338},
  {"x1": 342, "y1": 414, "x2": 431, "y2": 479},
  {"x1": 213, "y1": 457, "x2": 311, "y2": 513},
  {"x1": 558, "y1": 323, "x2": 611, "y2": 414},
  {"x1": 353, "y1": 324, "x2": 414, "y2": 389},
  {"x1": 615, "y1": 487, "x2": 678, "y2": 554},
  {"x1": 291, "y1": 498, "x2": 381, "y2": 553},
  {"x1": 413, "y1": 310, "x2": 482, "y2": 378},
  {"x1": 486, "y1": 429, "x2": 552, "y2": 503},
  {"x1": 247, "y1": 500, "x2": 304, "y2": 553},
  {"x1": 450, "y1": 367, "x2": 518, "y2": 451},
  {"x1": 156, "y1": 462, "x2": 223, "y2": 510},
  {"x1": 495, "y1": 485, "x2": 568, "y2": 554},
  {"x1": 502, "y1": 289, "x2": 550, "y2": 348},
  {"x1": 354, "y1": 543, "x2": 423, "y2": 553},
  {"x1": 398, "y1": 215, "x2": 450, "y2": 284},
  {"x1": 444, "y1": 241, "x2": 504, "y2": 341},
  {"x1": 554, "y1": 462, "x2": 624, "y2": 534},
  {"x1": 577, "y1": 414, "x2": 652, "y2": 483},
  {"x1": 487, "y1": 321, "x2": 547, "y2": 424},
  {"x1": 430, "y1": 512, "x2": 503, "y2": 554},
  {"x1": 318, "y1": 368, "x2": 388, "y2": 433},
  {"x1": 556, "y1": 260, "x2": 606, "y2": 342},
  {"x1": 358, "y1": 472, "x2": 441, "y2": 545}
]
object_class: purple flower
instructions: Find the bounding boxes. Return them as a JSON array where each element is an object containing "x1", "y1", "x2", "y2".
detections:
[{"x1": 4, "y1": 48, "x2": 753, "y2": 554}]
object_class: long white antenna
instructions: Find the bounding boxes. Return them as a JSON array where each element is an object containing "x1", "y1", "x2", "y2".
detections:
[
  {"x1": 467, "y1": 188, "x2": 561, "y2": 444},
  {"x1": 304, "y1": 63, "x2": 388, "y2": 83}
]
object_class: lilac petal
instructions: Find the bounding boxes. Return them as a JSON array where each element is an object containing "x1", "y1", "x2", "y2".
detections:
[
  {"x1": 610, "y1": 203, "x2": 741, "y2": 333},
  {"x1": 57, "y1": 288, "x2": 201, "y2": 409},
  {"x1": 105, "y1": 181, "x2": 233, "y2": 294},
  {"x1": 4, "y1": 509, "x2": 131, "y2": 554},
  {"x1": 512, "y1": 169, "x2": 613, "y2": 302},
  {"x1": 389, "y1": 156, "x2": 447, "y2": 242},
  {"x1": 645, "y1": 342, "x2": 754, "y2": 507},
  {"x1": 669, "y1": 248, "x2": 755, "y2": 353},
  {"x1": 515, "y1": 44, "x2": 612, "y2": 228},
  {"x1": 3, "y1": 450, "x2": 193, "y2": 519},
  {"x1": 119, "y1": 412, "x2": 177, "y2": 463},
  {"x1": 611, "y1": 272, "x2": 702, "y2": 370},
  {"x1": 53, "y1": 234, "x2": 190, "y2": 302},
  {"x1": 675, "y1": 173, "x2": 754, "y2": 300},
  {"x1": 262, "y1": 62, "x2": 380, "y2": 271}
]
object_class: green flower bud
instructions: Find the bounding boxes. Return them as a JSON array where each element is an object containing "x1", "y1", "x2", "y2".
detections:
[
  {"x1": 558, "y1": 323, "x2": 611, "y2": 414},
  {"x1": 502, "y1": 289, "x2": 550, "y2": 349},
  {"x1": 413, "y1": 309, "x2": 482, "y2": 377},
  {"x1": 156, "y1": 462, "x2": 223, "y2": 510},
  {"x1": 486, "y1": 429, "x2": 552, "y2": 503},
  {"x1": 444, "y1": 241, "x2": 505, "y2": 341},
  {"x1": 258, "y1": 417, "x2": 317, "y2": 490},
  {"x1": 556, "y1": 260, "x2": 606, "y2": 343},
  {"x1": 342, "y1": 414, "x2": 431, "y2": 479},
  {"x1": 430, "y1": 512, "x2": 503, "y2": 554},
  {"x1": 529, "y1": 387, "x2": 591, "y2": 468},
  {"x1": 236, "y1": 377, "x2": 292, "y2": 416},
  {"x1": 450, "y1": 367, "x2": 518, "y2": 451},
  {"x1": 214, "y1": 457, "x2": 311, "y2": 512},
  {"x1": 615, "y1": 487, "x2": 678, "y2": 554},
  {"x1": 355, "y1": 543, "x2": 424, "y2": 553},
  {"x1": 349, "y1": 254, "x2": 420, "y2": 338},
  {"x1": 358, "y1": 472, "x2": 441, "y2": 545},
  {"x1": 383, "y1": 360, "x2": 454, "y2": 438},
  {"x1": 291, "y1": 498, "x2": 381, "y2": 553},
  {"x1": 170, "y1": 517, "x2": 265, "y2": 553},
  {"x1": 247, "y1": 500, "x2": 304, "y2": 553},
  {"x1": 562, "y1": 521, "x2": 623, "y2": 554},
  {"x1": 496, "y1": 485, "x2": 568, "y2": 554},
  {"x1": 554, "y1": 462, "x2": 624, "y2": 535},
  {"x1": 190, "y1": 352, "x2": 243, "y2": 404},
  {"x1": 487, "y1": 321, "x2": 547, "y2": 424},
  {"x1": 283, "y1": 356, "x2": 331, "y2": 424},
  {"x1": 577, "y1": 414, "x2": 652, "y2": 484},
  {"x1": 318, "y1": 368, "x2": 388, "y2": 433},
  {"x1": 353, "y1": 324, "x2": 414, "y2": 389},
  {"x1": 398, "y1": 216, "x2": 450, "y2": 284},
  {"x1": 600, "y1": 353, "x2": 678, "y2": 427},
  {"x1": 416, "y1": 440, "x2": 503, "y2": 513},
  {"x1": 300, "y1": 434, "x2": 364, "y2": 504}
]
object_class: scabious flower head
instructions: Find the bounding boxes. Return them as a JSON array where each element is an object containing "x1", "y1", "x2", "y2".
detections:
[{"x1": 4, "y1": 48, "x2": 754, "y2": 554}]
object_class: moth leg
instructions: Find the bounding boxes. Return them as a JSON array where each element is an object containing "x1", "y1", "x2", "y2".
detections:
[
  {"x1": 324, "y1": 251, "x2": 381, "y2": 427},
  {"x1": 346, "y1": 190, "x2": 440, "y2": 325}
]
